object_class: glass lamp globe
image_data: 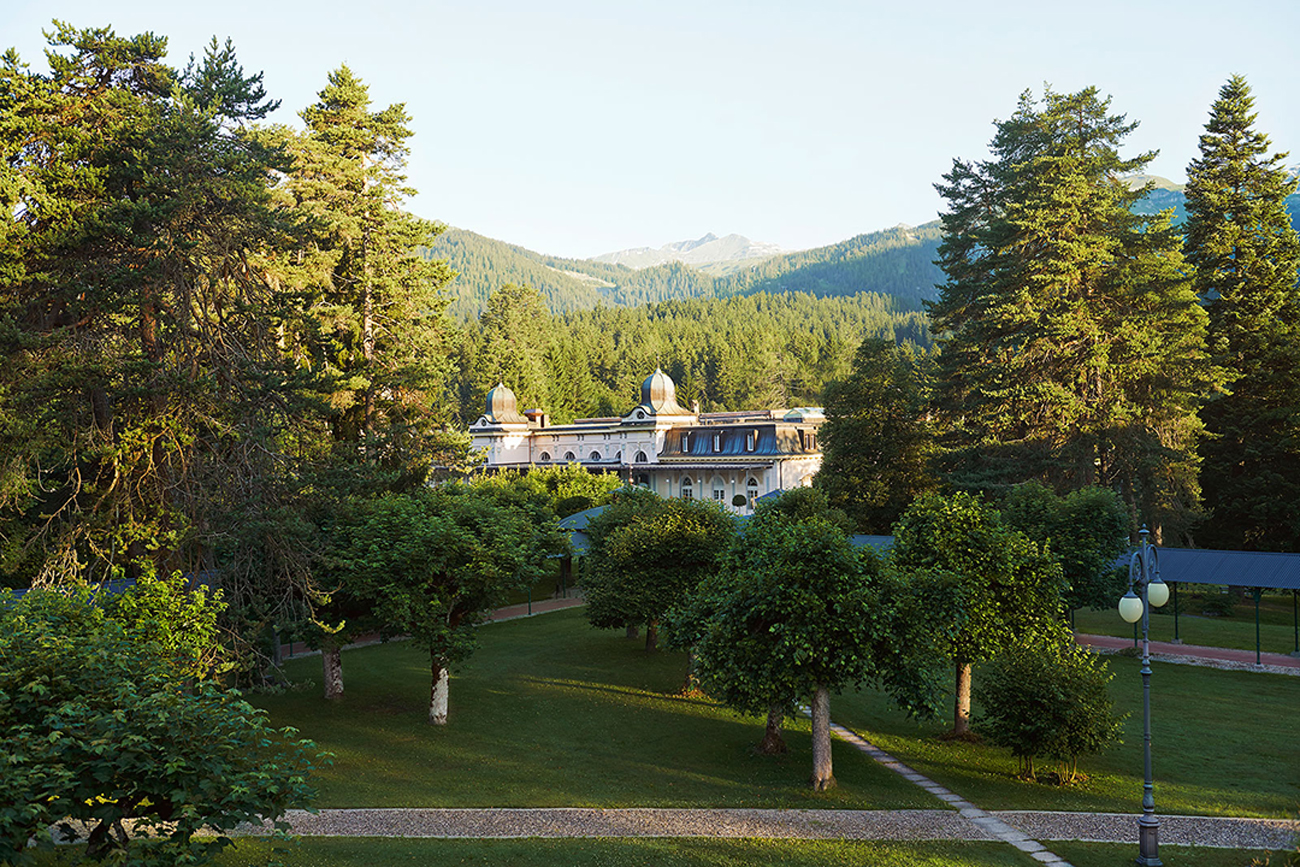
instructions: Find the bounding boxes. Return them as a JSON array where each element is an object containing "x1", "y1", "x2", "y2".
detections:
[
  {"x1": 1147, "y1": 578, "x2": 1170, "y2": 608},
  {"x1": 1118, "y1": 590, "x2": 1144, "y2": 623}
]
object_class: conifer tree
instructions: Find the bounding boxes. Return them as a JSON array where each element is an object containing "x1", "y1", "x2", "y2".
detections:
[
  {"x1": 930, "y1": 87, "x2": 1218, "y2": 542},
  {"x1": 265, "y1": 66, "x2": 455, "y2": 486},
  {"x1": 1184, "y1": 76, "x2": 1300, "y2": 551}
]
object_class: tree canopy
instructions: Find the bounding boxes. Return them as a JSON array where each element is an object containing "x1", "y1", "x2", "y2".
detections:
[
  {"x1": 1185, "y1": 76, "x2": 1300, "y2": 551},
  {"x1": 929, "y1": 86, "x2": 1219, "y2": 543}
]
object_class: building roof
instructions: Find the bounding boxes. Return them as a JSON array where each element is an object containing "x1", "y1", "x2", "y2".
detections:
[
  {"x1": 1141, "y1": 547, "x2": 1300, "y2": 591},
  {"x1": 637, "y1": 368, "x2": 693, "y2": 416},
  {"x1": 482, "y1": 383, "x2": 528, "y2": 425}
]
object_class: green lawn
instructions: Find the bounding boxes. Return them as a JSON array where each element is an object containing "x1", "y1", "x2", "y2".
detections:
[
  {"x1": 1073, "y1": 592, "x2": 1300, "y2": 656},
  {"x1": 833, "y1": 656, "x2": 1300, "y2": 818},
  {"x1": 253, "y1": 609, "x2": 934, "y2": 810},
  {"x1": 202, "y1": 838, "x2": 1043, "y2": 867},
  {"x1": 1051, "y1": 842, "x2": 1295, "y2": 867}
]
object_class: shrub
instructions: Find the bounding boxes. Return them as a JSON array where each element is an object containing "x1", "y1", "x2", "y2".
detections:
[
  {"x1": 976, "y1": 640, "x2": 1125, "y2": 783},
  {"x1": 0, "y1": 586, "x2": 322, "y2": 866}
]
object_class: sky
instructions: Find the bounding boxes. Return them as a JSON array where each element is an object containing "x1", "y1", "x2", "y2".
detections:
[{"x1": 4, "y1": 0, "x2": 1298, "y2": 259}]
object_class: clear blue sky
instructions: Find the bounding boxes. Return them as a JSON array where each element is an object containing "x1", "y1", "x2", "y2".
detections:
[{"x1": 5, "y1": 0, "x2": 1298, "y2": 259}]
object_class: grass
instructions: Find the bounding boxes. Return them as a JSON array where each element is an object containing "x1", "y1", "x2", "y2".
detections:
[
  {"x1": 200, "y1": 837, "x2": 1043, "y2": 867},
  {"x1": 832, "y1": 656, "x2": 1300, "y2": 818},
  {"x1": 252, "y1": 608, "x2": 933, "y2": 810},
  {"x1": 1051, "y1": 842, "x2": 1295, "y2": 867},
  {"x1": 1073, "y1": 591, "x2": 1300, "y2": 656}
]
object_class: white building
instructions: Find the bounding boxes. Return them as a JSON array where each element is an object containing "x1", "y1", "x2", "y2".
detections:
[{"x1": 469, "y1": 369, "x2": 824, "y2": 511}]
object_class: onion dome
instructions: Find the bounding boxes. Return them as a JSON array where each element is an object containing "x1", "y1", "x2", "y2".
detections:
[
  {"x1": 484, "y1": 383, "x2": 528, "y2": 425},
  {"x1": 637, "y1": 368, "x2": 692, "y2": 416}
]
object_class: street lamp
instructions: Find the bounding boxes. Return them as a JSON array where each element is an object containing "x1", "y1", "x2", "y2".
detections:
[{"x1": 1118, "y1": 526, "x2": 1169, "y2": 867}]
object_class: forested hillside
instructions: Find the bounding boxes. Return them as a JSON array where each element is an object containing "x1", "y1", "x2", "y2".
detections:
[
  {"x1": 426, "y1": 223, "x2": 946, "y2": 319},
  {"x1": 449, "y1": 285, "x2": 930, "y2": 426}
]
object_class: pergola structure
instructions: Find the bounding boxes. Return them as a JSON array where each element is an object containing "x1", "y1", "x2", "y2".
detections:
[{"x1": 1142, "y1": 547, "x2": 1300, "y2": 660}]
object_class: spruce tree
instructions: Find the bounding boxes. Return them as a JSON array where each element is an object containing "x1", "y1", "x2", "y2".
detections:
[
  {"x1": 1184, "y1": 76, "x2": 1300, "y2": 551},
  {"x1": 930, "y1": 87, "x2": 1217, "y2": 542}
]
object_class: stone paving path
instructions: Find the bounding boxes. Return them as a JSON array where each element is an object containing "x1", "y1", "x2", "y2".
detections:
[{"x1": 1076, "y1": 632, "x2": 1300, "y2": 675}]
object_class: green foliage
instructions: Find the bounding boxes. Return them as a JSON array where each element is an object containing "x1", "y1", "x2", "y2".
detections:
[
  {"x1": 816, "y1": 339, "x2": 936, "y2": 533},
  {"x1": 0, "y1": 586, "x2": 320, "y2": 866},
  {"x1": 452, "y1": 286, "x2": 928, "y2": 425},
  {"x1": 583, "y1": 489, "x2": 735, "y2": 650},
  {"x1": 330, "y1": 483, "x2": 564, "y2": 719},
  {"x1": 106, "y1": 570, "x2": 229, "y2": 681},
  {"x1": 891, "y1": 492, "x2": 1068, "y2": 664},
  {"x1": 1184, "y1": 76, "x2": 1300, "y2": 552},
  {"x1": 469, "y1": 464, "x2": 624, "y2": 518},
  {"x1": 751, "y1": 486, "x2": 855, "y2": 536},
  {"x1": 930, "y1": 86, "x2": 1219, "y2": 541},
  {"x1": 684, "y1": 508, "x2": 948, "y2": 720},
  {"x1": 976, "y1": 640, "x2": 1125, "y2": 783},
  {"x1": 999, "y1": 482, "x2": 1131, "y2": 611},
  {"x1": 890, "y1": 492, "x2": 1067, "y2": 732},
  {"x1": 0, "y1": 23, "x2": 291, "y2": 580}
]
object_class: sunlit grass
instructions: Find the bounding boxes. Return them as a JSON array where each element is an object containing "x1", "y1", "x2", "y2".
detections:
[
  {"x1": 833, "y1": 656, "x2": 1299, "y2": 818},
  {"x1": 252, "y1": 609, "x2": 934, "y2": 810},
  {"x1": 1073, "y1": 593, "x2": 1300, "y2": 656}
]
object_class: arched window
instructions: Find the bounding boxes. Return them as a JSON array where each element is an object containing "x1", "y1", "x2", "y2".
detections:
[
  {"x1": 589, "y1": 451, "x2": 602, "y2": 461},
  {"x1": 635, "y1": 450, "x2": 648, "y2": 463},
  {"x1": 680, "y1": 477, "x2": 693, "y2": 500},
  {"x1": 539, "y1": 451, "x2": 552, "y2": 462},
  {"x1": 564, "y1": 451, "x2": 575, "y2": 461},
  {"x1": 746, "y1": 477, "x2": 759, "y2": 509}
]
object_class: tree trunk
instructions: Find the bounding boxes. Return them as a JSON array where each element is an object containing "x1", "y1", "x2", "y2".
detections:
[
  {"x1": 758, "y1": 705, "x2": 788, "y2": 754},
  {"x1": 322, "y1": 640, "x2": 344, "y2": 701},
  {"x1": 953, "y1": 659, "x2": 972, "y2": 736},
  {"x1": 625, "y1": 623, "x2": 640, "y2": 640},
  {"x1": 809, "y1": 686, "x2": 835, "y2": 791},
  {"x1": 429, "y1": 658, "x2": 449, "y2": 725},
  {"x1": 682, "y1": 647, "x2": 699, "y2": 694},
  {"x1": 644, "y1": 620, "x2": 658, "y2": 653}
]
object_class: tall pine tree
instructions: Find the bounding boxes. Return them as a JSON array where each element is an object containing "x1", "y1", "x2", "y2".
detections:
[
  {"x1": 1184, "y1": 76, "x2": 1300, "y2": 551},
  {"x1": 930, "y1": 87, "x2": 1217, "y2": 542}
]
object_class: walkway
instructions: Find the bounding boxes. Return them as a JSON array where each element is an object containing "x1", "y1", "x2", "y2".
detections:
[{"x1": 1076, "y1": 633, "x2": 1300, "y2": 675}]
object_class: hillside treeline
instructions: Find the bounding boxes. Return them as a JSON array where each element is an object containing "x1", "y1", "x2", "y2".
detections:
[{"x1": 448, "y1": 285, "x2": 930, "y2": 425}]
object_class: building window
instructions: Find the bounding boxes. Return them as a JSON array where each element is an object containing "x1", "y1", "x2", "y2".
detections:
[
  {"x1": 745, "y1": 430, "x2": 757, "y2": 452},
  {"x1": 615, "y1": 451, "x2": 621, "y2": 462},
  {"x1": 539, "y1": 451, "x2": 551, "y2": 462},
  {"x1": 712, "y1": 487, "x2": 726, "y2": 502},
  {"x1": 746, "y1": 477, "x2": 759, "y2": 508},
  {"x1": 635, "y1": 450, "x2": 648, "y2": 463},
  {"x1": 681, "y1": 432, "x2": 691, "y2": 452},
  {"x1": 681, "y1": 478, "x2": 693, "y2": 499},
  {"x1": 712, "y1": 433, "x2": 721, "y2": 452},
  {"x1": 589, "y1": 451, "x2": 602, "y2": 461},
  {"x1": 564, "y1": 451, "x2": 575, "y2": 461}
]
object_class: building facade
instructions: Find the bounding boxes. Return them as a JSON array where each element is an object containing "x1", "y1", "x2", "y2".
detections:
[{"x1": 469, "y1": 369, "x2": 824, "y2": 511}]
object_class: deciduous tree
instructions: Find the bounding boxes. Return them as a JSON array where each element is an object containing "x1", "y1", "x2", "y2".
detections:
[{"x1": 890, "y1": 492, "x2": 1066, "y2": 737}]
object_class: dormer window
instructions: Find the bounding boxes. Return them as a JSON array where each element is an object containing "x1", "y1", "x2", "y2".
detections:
[
  {"x1": 712, "y1": 433, "x2": 721, "y2": 452},
  {"x1": 681, "y1": 432, "x2": 691, "y2": 452},
  {"x1": 745, "y1": 430, "x2": 757, "y2": 452}
]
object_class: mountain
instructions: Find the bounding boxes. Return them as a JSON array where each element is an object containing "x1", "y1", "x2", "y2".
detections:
[
  {"x1": 592, "y1": 232, "x2": 783, "y2": 270},
  {"x1": 424, "y1": 222, "x2": 944, "y2": 320}
]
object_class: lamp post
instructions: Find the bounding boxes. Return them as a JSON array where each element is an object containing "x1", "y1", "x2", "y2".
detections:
[{"x1": 1118, "y1": 527, "x2": 1169, "y2": 867}]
